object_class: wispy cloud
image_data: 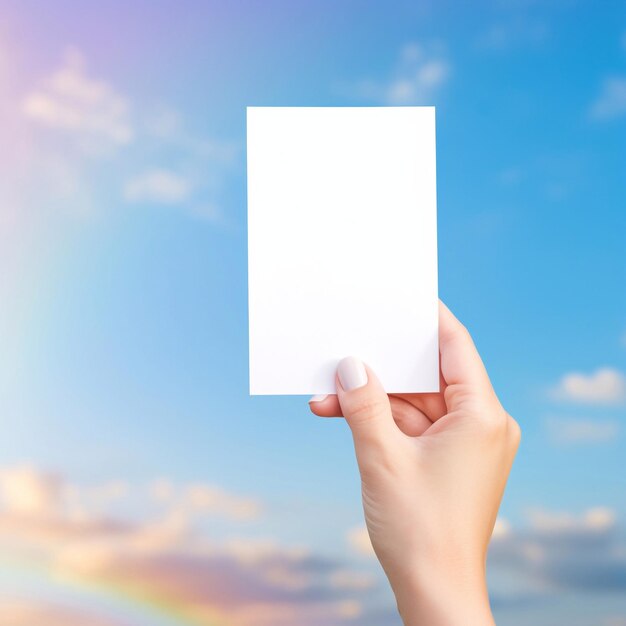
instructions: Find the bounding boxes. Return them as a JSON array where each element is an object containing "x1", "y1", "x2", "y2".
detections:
[
  {"x1": 148, "y1": 477, "x2": 263, "y2": 521},
  {"x1": 23, "y1": 47, "x2": 133, "y2": 154},
  {"x1": 347, "y1": 42, "x2": 450, "y2": 105},
  {"x1": 11, "y1": 48, "x2": 236, "y2": 223},
  {"x1": 0, "y1": 465, "x2": 64, "y2": 516},
  {"x1": 0, "y1": 465, "x2": 379, "y2": 626},
  {"x1": 476, "y1": 19, "x2": 549, "y2": 51},
  {"x1": 124, "y1": 169, "x2": 192, "y2": 205},
  {"x1": 492, "y1": 517, "x2": 512, "y2": 539},
  {"x1": 0, "y1": 602, "x2": 126, "y2": 626},
  {"x1": 144, "y1": 105, "x2": 238, "y2": 163},
  {"x1": 545, "y1": 416, "x2": 620, "y2": 445},
  {"x1": 490, "y1": 507, "x2": 626, "y2": 592},
  {"x1": 526, "y1": 506, "x2": 616, "y2": 533},
  {"x1": 590, "y1": 76, "x2": 626, "y2": 120},
  {"x1": 551, "y1": 368, "x2": 626, "y2": 405},
  {"x1": 346, "y1": 526, "x2": 374, "y2": 557},
  {"x1": 0, "y1": 465, "x2": 262, "y2": 527}
]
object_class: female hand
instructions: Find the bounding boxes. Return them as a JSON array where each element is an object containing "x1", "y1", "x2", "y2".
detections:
[{"x1": 309, "y1": 301, "x2": 520, "y2": 625}]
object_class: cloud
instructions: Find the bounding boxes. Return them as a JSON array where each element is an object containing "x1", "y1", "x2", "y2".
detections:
[
  {"x1": 546, "y1": 417, "x2": 620, "y2": 445},
  {"x1": 492, "y1": 517, "x2": 512, "y2": 539},
  {"x1": 329, "y1": 570, "x2": 375, "y2": 591},
  {"x1": 490, "y1": 507, "x2": 626, "y2": 592},
  {"x1": 148, "y1": 478, "x2": 263, "y2": 521},
  {"x1": 527, "y1": 507, "x2": 616, "y2": 532},
  {"x1": 11, "y1": 48, "x2": 236, "y2": 223},
  {"x1": 476, "y1": 19, "x2": 549, "y2": 50},
  {"x1": 124, "y1": 106, "x2": 237, "y2": 219},
  {"x1": 348, "y1": 42, "x2": 450, "y2": 105},
  {"x1": 347, "y1": 526, "x2": 375, "y2": 557},
  {"x1": 551, "y1": 368, "x2": 626, "y2": 405},
  {"x1": 590, "y1": 77, "x2": 626, "y2": 120},
  {"x1": 23, "y1": 47, "x2": 133, "y2": 152},
  {"x1": 123, "y1": 169, "x2": 192, "y2": 204},
  {"x1": 123, "y1": 169, "x2": 229, "y2": 221},
  {"x1": 0, "y1": 601, "x2": 126, "y2": 626},
  {"x1": 0, "y1": 466, "x2": 63, "y2": 517},
  {"x1": 144, "y1": 105, "x2": 238, "y2": 163},
  {"x1": 0, "y1": 465, "x2": 262, "y2": 526},
  {"x1": 0, "y1": 465, "x2": 378, "y2": 626}
]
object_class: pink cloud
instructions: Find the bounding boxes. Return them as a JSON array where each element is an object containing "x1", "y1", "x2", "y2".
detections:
[
  {"x1": 0, "y1": 601, "x2": 129, "y2": 626},
  {"x1": 0, "y1": 465, "x2": 375, "y2": 626}
]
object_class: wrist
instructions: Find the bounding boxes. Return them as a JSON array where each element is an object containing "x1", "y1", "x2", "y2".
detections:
[{"x1": 391, "y1": 556, "x2": 495, "y2": 626}]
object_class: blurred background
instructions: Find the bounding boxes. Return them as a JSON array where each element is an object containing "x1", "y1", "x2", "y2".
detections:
[{"x1": 0, "y1": 1, "x2": 625, "y2": 625}]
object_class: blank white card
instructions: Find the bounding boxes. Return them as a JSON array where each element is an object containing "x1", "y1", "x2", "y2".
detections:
[{"x1": 247, "y1": 107, "x2": 439, "y2": 395}]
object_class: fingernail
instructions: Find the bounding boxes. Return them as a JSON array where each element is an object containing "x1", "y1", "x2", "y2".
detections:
[
  {"x1": 337, "y1": 356, "x2": 368, "y2": 391},
  {"x1": 308, "y1": 394, "x2": 328, "y2": 403}
]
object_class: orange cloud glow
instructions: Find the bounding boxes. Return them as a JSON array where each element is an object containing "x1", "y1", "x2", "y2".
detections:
[{"x1": 0, "y1": 465, "x2": 376, "y2": 626}]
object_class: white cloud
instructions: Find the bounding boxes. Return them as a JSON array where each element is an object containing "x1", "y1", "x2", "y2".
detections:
[
  {"x1": 23, "y1": 47, "x2": 133, "y2": 151},
  {"x1": 14, "y1": 49, "x2": 235, "y2": 222},
  {"x1": 347, "y1": 526, "x2": 374, "y2": 557},
  {"x1": 526, "y1": 507, "x2": 616, "y2": 533},
  {"x1": 546, "y1": 416, "x2": 620, "y2": 445},
  {"x1": 124, "y1": 169, "x2": 192, "y2": 204},
  {"x1": 124, "y1": 170, "x2": 228, "y2": 221},
  {"x1": 0, "y1": 464, "x2": 261, "y2": 528},
  {"x1": 144, "y1": 105, "x2": 238, "y2": 163},
  {"x1": 0, "y1": 466, "x2": 63, "y2": 517},
  {"x1": 551, "y1": 367, "x2": 626, "y2": 405},
  {"x1": 476, "y1": 20, "x2": 549, "y2": 51},
  {"x1": 177, "y1": 482, "x2": 263, "y2": 521},
  {"x1": 350, "y1": 42, "x2": 450, "y2": 105},
  {"x1": 590, "y1": 76, "x2": 626, "y2": 120},
  {"x1": 492, "y1": 517, "x2": 512, "y2": 539}
]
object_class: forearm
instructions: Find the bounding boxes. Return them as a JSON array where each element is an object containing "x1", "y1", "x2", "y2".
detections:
[{"x1": 392, "y1": 559, "x2": 495, "y2": 626}]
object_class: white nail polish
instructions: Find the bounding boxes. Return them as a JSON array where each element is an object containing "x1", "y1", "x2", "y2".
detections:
[
  {"x1": 337, "y1": 356, "x2": 368, "y2": 391},
  {"x1": 308, "y1": 394, "x2": 328, "y2": 403}
]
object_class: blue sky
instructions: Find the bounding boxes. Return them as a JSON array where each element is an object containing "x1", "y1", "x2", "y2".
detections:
[{"x1": 0, "y1": 1, "x2": 625, "y2": 625}]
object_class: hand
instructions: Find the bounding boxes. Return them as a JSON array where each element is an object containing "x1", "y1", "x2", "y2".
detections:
[{"x1": 309, "y1": 301, "x2": 520, "y2": 625}]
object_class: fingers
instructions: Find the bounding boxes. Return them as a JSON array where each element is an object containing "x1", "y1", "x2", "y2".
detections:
[
  {"x1": 333, "y1": 357, "x2": 402, "y2": 456},
  {"x1": 308, "y1": 394, "x2": 342, "y2": 416},
  {"x1": 438, "y1": 300, "x2": 499, "y2": 411},
  {"x1": 389, "y1": 395, "x2": 432, "y2": 436},
  {"x1": 439, "y1": 301, "x2": 492, "y2": 389},
  {"x1": 310, "y1": 393, "x2": 433, "y2": 436}
]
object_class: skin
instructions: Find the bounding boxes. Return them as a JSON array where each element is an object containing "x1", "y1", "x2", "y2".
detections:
[{"x1": 309, "y1": 301, "x2": 521, "y2": 625}]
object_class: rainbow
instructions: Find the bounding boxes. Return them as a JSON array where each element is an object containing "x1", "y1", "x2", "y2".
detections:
[{"x1": 0, "y1": 558, "x2": 234, "y2": 626}]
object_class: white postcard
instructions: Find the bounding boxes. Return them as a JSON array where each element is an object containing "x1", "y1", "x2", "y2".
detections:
[{"x1": 247, "y1": 107, "x2": 439, "y2": 395}]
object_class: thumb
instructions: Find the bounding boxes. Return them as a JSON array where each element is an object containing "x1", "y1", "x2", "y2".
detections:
[{"x1": 336, "y1": 357, "x2": 398, "y2": 451}]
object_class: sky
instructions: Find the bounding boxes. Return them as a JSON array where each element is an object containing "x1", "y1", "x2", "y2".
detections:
[{"x1": 0, "y1": 0, "x2": 625, "y2": 624}]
